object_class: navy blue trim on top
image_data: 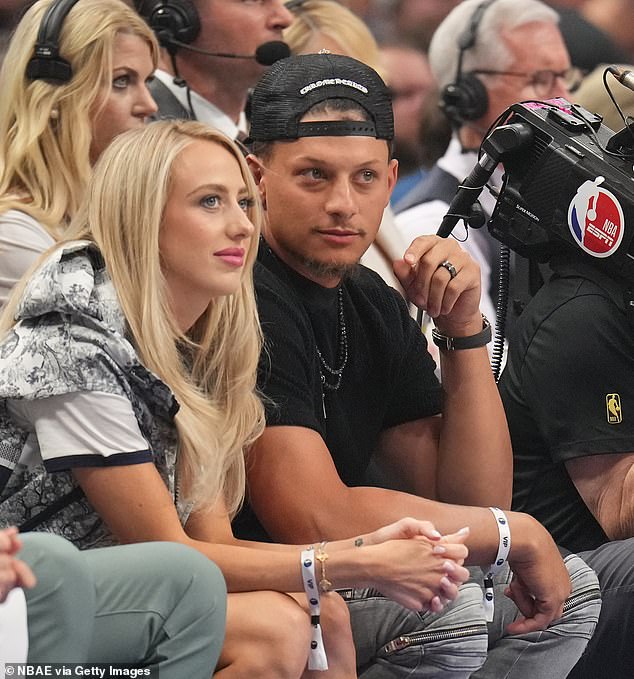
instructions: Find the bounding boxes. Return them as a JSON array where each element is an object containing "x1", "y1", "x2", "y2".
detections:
[{"x1": 44, "y1": 449, "x2": 153, "y2": 472}]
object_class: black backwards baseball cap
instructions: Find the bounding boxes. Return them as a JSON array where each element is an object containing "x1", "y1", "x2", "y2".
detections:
[{"x1": 246, "y1": 52, "x2": 394, "y2": 143}]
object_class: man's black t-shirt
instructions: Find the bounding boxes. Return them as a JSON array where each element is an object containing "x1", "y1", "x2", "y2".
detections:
[
  {"x1": 233, "y1": 240, "x2": 443, "y2": 541},
  {"x1": 500, "y1": 261, "x2": 634, "y2": 552}
]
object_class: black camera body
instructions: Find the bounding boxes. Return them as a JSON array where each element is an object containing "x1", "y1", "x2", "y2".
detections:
[{"x1": 489, "y1": 99, "x2": 634, "y2": 286}]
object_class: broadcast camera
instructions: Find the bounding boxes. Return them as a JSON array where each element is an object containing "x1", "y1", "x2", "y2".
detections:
[
  {"x1": 440, "y1": 97, "x2": 634, "y2": 286},
  {"x1": 437, "y1": 73, "x2": 634, "y2": 377}
]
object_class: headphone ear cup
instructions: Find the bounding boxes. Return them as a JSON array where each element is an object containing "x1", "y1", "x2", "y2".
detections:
[
  {"x1": 135, "y1": 0, "x2": 200, "y2": 47},
  {"x1": 25, "y1": 0, "x2": 81, "y2": 83},
  {"x1": 440, "y1": 74, "x2": 489, "y2": 125}
]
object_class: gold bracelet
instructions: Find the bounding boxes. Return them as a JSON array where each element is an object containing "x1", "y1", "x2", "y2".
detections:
[{"x1": 315, "y1": 540, "x2": 332, "y2": 593}]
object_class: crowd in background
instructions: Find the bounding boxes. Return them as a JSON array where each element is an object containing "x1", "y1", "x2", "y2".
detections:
[
  {"x1": 1, "y1": 1, "x2": 633, "y2": 160},
  {"x1": 2, "y1": 0, "x2": 634, "y2": 676}
]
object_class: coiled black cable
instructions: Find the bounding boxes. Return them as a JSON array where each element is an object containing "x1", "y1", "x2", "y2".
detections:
[{"x1": 491, "y1": 243, "x2": 510, "y2": 382}]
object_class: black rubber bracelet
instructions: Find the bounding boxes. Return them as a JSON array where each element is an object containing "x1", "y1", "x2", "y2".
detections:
[{"x1": 431, "y1": 315, "x2": 492, "y2": 350}]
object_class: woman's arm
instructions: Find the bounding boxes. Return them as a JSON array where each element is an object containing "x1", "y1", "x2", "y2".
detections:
[{"x1": 74, "y1": 463, "x2": 468, "y2": 609}]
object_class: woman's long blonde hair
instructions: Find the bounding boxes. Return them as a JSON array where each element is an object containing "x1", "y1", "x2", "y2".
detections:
[
  {"x1": 67, "y1": 120, "x2": 264, "y2": 516},
  {"x1": 0, "y1": 0, "x2": 159, "y2": 238}
]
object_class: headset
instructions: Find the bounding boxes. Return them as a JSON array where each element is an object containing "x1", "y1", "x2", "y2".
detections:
[
  {"x1": 134, "y1": 0, "x2": 200, "y2": 52},
  {"x1": 440, "y1": 0, "x2": 498, "y2": 126},
  {"x1": 25, "y1": 0, "x2": 82, "y2": 83}
]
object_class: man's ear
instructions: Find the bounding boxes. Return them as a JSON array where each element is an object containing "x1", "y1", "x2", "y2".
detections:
[
  {"x1": 246, "y1": 154, "x2": 267, "y2": 208},
  {"x1": 386, "y1": 158, "x2": 399, "y2": 205}
]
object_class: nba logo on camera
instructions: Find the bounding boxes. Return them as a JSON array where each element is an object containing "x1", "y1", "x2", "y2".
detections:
[{"x1": 568, "y1": 176, "x2": 624, "y2": 258}]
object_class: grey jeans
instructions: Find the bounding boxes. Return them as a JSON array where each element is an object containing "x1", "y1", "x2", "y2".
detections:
[
  {"x1": 20, "y1": 533, "x2": 226, "y2": 678},
  {"x1": 344, "y1": 553, "x2": 601, "y2": 678},
  {"x1": 569, "y1": 538, "x2": 634, "y2": 679}
]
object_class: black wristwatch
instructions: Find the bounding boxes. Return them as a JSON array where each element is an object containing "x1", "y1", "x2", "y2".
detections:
[{"x1": 431, "y1": 315, "x2": 492, "y2": 351}]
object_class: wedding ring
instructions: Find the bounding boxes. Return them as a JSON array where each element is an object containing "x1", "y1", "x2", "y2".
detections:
[{"x1": 438, "y1": 260, "x2": 458, "y2": 279}]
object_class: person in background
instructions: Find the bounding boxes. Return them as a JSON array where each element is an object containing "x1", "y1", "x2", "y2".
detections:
[
  {"x1": 0, "y1": 119, "x2": 472, "y2": 677},
  {"x1": 390, "y1": 0, "x2": 460, "y2": 52},
  {"x1": 379, "y1": 43, "x2": 435, "y2": 204},
  {"x1": 574, "y1": 62, "x2": 634, "y2": 132},
  {"x1": 580, "y1": 0, "x2": 634, "y2": 64},
  {"x1": 285, "y1": 0, "x2": 384, "y2": 75},
  {"x1": 0, "y1": 526, "x2": 227, "y2": 674},
  {"x1": 0, "y1": 0, "x2": 27, "y2": 65},
  {"x1": 134, "y1": 0, "x2": 294, "y2": 139},
  {"x1": 544, "y1": 0, "x2": 627, "y2": 72},
  {"x1": 0, "y1": 0, "x2": 159, "y2": 306}
]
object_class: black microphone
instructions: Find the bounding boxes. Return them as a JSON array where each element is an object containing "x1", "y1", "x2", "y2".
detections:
[
  {"x1": 165, "y1": 39, "x2": 290, "y2": 65},
  {"x1": 608, "y1": 65, "x2": 634, "y2": 92},
  {"x1": 437, "y1": 122, "x2": 533, "y2": 238},
  {"x1": 437, "y1": 154, "x2": 498, "y2": 238},
  {"x1": 254, "y1": 41, "x2": 291, "y2": 65}
]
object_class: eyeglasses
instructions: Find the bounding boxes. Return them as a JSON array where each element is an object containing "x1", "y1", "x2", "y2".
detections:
[{"x1": 470, "y1": 67, "x2": 585, "y2": 97}]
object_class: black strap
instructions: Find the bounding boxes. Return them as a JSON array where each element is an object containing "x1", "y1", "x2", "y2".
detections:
[
  {"x1": 18, "y1": 486, "x2": 84, "y2": 532},
  {"x1": 148, "y1": 77, "x2": 192, "y2": 121}
]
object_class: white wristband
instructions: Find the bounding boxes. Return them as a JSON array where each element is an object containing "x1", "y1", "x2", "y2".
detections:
[
  {"x1": 300, "y1": 549, "x2": 328, "y2": 671},
  {"x1": 483, "y1": 507, "x2": 511, "y2": 622}
]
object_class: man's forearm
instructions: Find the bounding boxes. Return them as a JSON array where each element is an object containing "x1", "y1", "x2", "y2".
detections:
[
  {"x1": 275, "y1": 483, "x2": 510, "y2": 567},
  {"x1": 436, "y1": 345, "x2": 513, "y2": 508}
]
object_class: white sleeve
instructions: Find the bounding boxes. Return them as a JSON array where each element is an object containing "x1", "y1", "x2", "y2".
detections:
[
  {"x1": 0, "y1": 210, "x2": 55, "y2": 307},
  {"x1": 8, "y1": 391, "x2": 152, "y2": 471},
  {"x1": 394, "y1": 200, "x2": 452, "y2": 243},
  {"x1": 0, "y1": 589, "x2": 28, "y2": 665}
]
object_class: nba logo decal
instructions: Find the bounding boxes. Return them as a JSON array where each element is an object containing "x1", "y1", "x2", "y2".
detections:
[
  {"x1": 606, "y1": 393, "x2": 622, "y2": 424},
  {"x1": 568, "y1": 176, "x2": 625, "y2": 258}
]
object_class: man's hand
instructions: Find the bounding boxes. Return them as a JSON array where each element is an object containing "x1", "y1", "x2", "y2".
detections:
[
  {"x1": 504, "y1": 514, "x2": 571, "y2": 634},
  {"x1": 0, "y1": 526, "x2": 37, "y2": 603},
  {"x1": 393, "y1": 235, "x2": 482, "y2": 333}
]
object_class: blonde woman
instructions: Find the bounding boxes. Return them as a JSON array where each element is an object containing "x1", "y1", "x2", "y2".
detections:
[
  {"x1": 0, "y1": 120, "x2": 470, "y2": 677},
  {"x1": 0, "y1": 0, "x2": 159, "y2": 305}
]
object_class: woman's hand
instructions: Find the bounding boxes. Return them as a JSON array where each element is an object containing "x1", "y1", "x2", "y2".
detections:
[
  {"x1": 361, "y1": 517, "x2": 444, "y2": 546},
  {"x1": 360, "y1": 520, "x2": 470, "y2": 613}
]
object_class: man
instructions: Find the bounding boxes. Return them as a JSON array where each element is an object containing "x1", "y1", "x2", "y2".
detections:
[
  {"x1": 394, "y1": 0, "x2": 581, "y2": 334},
  {"x1": 135, "y1": 0, "x2": 293, "y2": 138},
  {"x1": 236, "y1": 51, "x2": 600, "y2": 678},
  {"x1": 544, "y1": 0, "x2": 627, "y2": 72},
  {"x1": 499, "y1": 219, "x2": 634, "y2": 676}
]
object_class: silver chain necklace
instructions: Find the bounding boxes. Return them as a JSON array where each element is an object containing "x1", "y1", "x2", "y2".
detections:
[{"x1": 316, "y1": 287, "x2": 348, "y2": 418}]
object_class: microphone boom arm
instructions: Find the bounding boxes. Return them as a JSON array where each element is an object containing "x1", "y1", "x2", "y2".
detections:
[{"x1": 437, "y1": 122, "x2": 534, "y2": 238}]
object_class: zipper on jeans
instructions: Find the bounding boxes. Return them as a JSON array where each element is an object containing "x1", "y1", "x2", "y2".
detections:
[
  {"x1": 382, "y1": 623, "x2": 488, "y2": 655},
  {"x1": 381, "y1": 585, "x2": 600, "y2": 656},
  {"x1": 562, "y1": 586, "x2": 601, "y2": 613}
]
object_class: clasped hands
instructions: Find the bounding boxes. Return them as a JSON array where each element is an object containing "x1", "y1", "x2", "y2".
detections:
[{"x1": 361, "y1": 517, "x2": 471, "y2": 613}]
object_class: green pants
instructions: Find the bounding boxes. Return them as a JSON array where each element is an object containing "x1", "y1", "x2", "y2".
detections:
[{"x1": 20, "y1": 533, "x2": 226, "y2": 678}]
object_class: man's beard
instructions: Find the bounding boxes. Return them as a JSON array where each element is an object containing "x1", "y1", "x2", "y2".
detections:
[{"x1": 293, "y1": 250, "x2": 361, "y2": 282}]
